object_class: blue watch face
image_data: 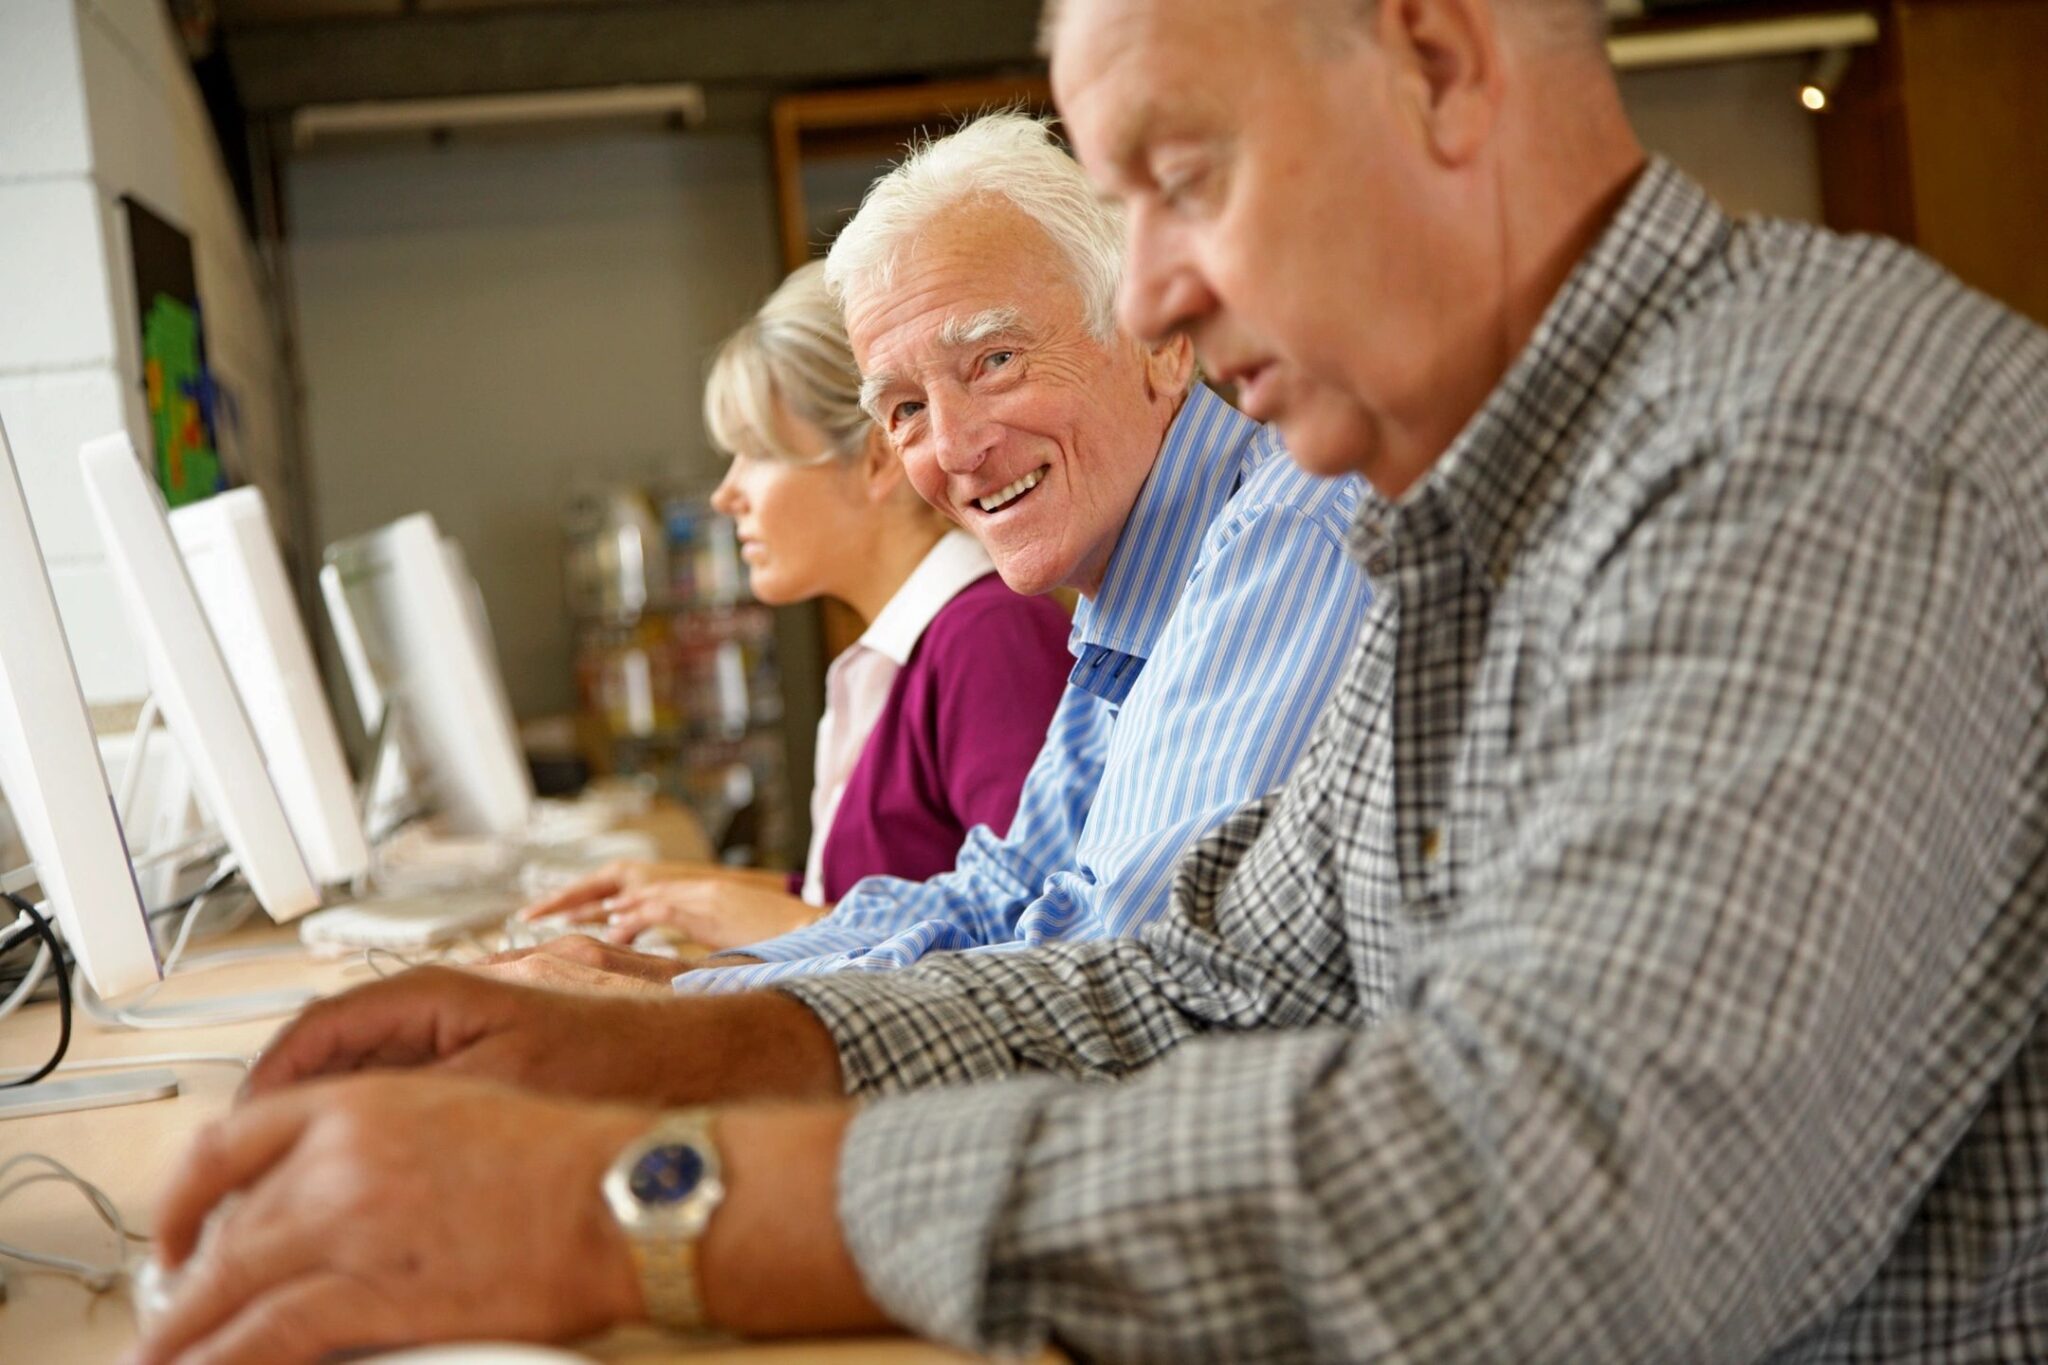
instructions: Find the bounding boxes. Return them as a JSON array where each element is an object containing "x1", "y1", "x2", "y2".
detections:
[{"x1": 628, "y1": 1143, "x2": 706, "y2": 1207}]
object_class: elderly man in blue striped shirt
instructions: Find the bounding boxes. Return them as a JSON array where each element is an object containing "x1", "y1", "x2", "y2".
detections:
[{"x1": 507, "y1": 112, "x2": 1370, "y2": 992}]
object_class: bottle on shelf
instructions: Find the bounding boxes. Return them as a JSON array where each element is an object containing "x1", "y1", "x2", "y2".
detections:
[{"x1": 564, "y1": 485, "x2": 793, "y2": 869}]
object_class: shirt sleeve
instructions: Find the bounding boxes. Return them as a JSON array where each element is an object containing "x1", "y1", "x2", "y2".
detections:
[
  {"x1": 783, "y1": 405, "x2": 2048, "y2": 1360},
  {"x1": 1009, "y1": 499, "x2": 1371, "y2": 946},
  {"x1": 673, "y1": 683, "x2": 1109, "y2": 990},
  {"x1": 682, "y1": 495, "x2": 1371, "y2": 993}
]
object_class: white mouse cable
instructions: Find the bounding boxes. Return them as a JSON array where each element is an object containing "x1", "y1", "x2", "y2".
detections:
[
  {"x1": 0, "y1": 1153, "x2": 146, "y2": 1293},
  {"x1": 112, "y1": 694, "x2": 163, "y2": 830},
  {"x1": 75, "y1": 865, "x2": 315, "y2": 1030}
]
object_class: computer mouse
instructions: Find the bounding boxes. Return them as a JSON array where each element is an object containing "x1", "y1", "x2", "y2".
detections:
[
  {"x1": 129, "y1": 1193, "x2": 242, "y2": 1332},
  {"x1": 128, "y1": 1250, "x2": 179, "y2": 1332},
  {"x1": 133, "y1": 1259, "x2": 586, "y2": 1363}
]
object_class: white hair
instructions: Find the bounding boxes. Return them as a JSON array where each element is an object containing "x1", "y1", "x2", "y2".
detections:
[{"x1": 823, "y1": 112, "x2": 1126, "y2": 341}]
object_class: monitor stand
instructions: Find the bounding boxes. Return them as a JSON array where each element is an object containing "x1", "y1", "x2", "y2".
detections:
[
  {"x1": 356, "y1": 701, "x2": 420, "y2": 851},
  {"x1": 0, "y1": 1069, "x2": 179, "y2": 1120}
]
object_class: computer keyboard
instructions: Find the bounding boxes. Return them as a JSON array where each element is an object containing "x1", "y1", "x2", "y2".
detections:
[
  {"x1": 496, "y1": 911, "x2": 681, "y2": 960},
  {"x1": 297, "y1": 887, "x2": 519, "y2": 954}
]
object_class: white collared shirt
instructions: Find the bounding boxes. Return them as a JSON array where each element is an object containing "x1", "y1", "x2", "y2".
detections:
[{"x1": 801, "y1": 530, "x2": 995, "y2": 905}]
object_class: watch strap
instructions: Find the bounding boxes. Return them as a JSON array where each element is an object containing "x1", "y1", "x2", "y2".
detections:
[
  {"x1": 608, "y1": 1107, "x2": 722, "y2": 1334},
  {"x1": 629, "y1": 1232, "x2": 704, "y2": 1332}
]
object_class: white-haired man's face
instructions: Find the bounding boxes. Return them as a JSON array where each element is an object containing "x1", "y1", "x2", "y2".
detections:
[
  {"x1": 1052, "y1": 0, "x2": 1508, "y2": 494},
  {"x1": 847, "y1": 198, "x2": 1188, "y2": 598}
]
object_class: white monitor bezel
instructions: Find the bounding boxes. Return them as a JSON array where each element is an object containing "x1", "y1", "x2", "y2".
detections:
[
  {"x1": 323, "y1": 514, "x2": 533, "y2": 839},
  {"x1": 172, "y1": 488, "x2": 371, "y2": 888},
  {"x1": 0, "y1": 418, "x2": 160, "y2": 997},
  {"x1": 79, "y1": 433, "x2": 320, "y2": 921}
]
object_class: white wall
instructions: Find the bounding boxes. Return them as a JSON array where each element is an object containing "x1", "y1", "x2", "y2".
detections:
[
  {"x1": 0, "y1": 0, "x2": 293, "y2": 707},
  {"x1": 1620, "y1": 56, "x2": 1824, "y2": 223},
  {"x1": 287, "y1": 130, "x2": 782, "y2": 718},
  {"x1": 283, "y1": 56, "x2": 1828, "y2": 723}
]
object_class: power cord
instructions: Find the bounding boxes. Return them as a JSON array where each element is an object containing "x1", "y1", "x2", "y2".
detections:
[
  {"x1": 0, "y1": 929, "x2": 52, "y2": 1025},
  {"x1": 0, "y1": 1153, "x2": 147, "y2": 1295},
  {"x1": 113, "y1": 693, "x2": 163, "y2": 831},
  {"x1": 76, "y1": 863, "x2": 314, "y2": 1031},
  {"x1": 0, "y1": 892, "x2": 71, "y2": 1088}
]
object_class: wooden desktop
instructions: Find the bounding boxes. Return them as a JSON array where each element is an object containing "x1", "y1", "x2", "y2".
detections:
[{"x1": 0, "y1": 915, "x2": 1054, "y2": 1364}]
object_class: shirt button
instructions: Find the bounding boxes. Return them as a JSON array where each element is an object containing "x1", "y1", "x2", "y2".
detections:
[{"x1": 1420, "y1": 827, "x2": 1443, "y2": 862}]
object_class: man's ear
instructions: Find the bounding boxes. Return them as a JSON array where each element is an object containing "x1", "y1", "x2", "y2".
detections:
[
  {"x1": 860, "y1": 424, "x2": 909, "y2": 503},
  {"x1": 1378, "y1": 0, "x2": 1504, "y2": 166},
  {"x1": 1142, "y1": 333, "x2": 1198, "y2": 405}
]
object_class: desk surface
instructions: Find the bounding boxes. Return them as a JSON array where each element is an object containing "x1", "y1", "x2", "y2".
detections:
[{"x1": 0, "y1": 917, "x2": 1049, "y2": 1364}]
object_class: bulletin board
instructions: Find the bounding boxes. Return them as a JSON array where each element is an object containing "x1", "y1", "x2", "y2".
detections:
[{"x1": 121, "y1": 195, "x2": 224, "y2": 507}]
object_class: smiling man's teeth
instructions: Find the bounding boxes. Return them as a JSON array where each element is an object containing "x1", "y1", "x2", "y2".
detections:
[{"x1": 976, "y1": 467, "x2": 1045, "y2": 512}]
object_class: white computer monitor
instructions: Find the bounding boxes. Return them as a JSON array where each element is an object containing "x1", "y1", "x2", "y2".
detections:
[
  {"x1": 0, "y1": 418, "x2": 159, "y2": 998},
  {"x1": 323, "y1": 514, "x2": 534, "y2": 839},
  {"x1": 79, "y1": 433, "x2": 320, "y2": 921},
  {"x1": 171, "y1": 488, "x2": 371, "y2": 888}
]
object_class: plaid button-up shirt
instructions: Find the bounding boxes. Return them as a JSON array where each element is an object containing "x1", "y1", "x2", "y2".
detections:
[{"x1": 779, "y1": 160, "x2": 2048, "y2": 1362}]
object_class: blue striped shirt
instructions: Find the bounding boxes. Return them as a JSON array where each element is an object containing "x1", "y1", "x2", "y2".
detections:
[{"x1": 676, "y1": 385, "x2": 1368, "y2": 992}]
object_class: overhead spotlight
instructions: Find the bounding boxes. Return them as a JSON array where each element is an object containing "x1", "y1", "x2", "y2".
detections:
[{"x1": 1800, "y1": 47, "x2": 1852, "y2": 112}]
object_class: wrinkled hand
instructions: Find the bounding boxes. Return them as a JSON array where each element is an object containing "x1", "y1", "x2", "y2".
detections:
[
  {"x1": 242, "y1": 964, "x2": 686, "y2": 1103},
  {"x1": 129, "y1": 1073, "x2": 649, "y2": 1365},
  {"x1": 474, "y1": 934, "x2": 684, "y2": 992},
  {"x1": 596, "y1": 879, "x2": 822, "y2": 951},
  {"x1": 515, "y1": 858, "x2": 709, "y2": 922}
]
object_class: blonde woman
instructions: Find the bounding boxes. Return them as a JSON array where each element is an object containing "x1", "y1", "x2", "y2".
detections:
[{"x1": 523, "y1": 262, "x2": 1072, "y2": 949}]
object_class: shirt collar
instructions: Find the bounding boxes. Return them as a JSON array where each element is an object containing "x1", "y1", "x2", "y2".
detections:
[
  {"x1": 1350, "y1": 158, "x2": 1730, "y2": 582},
  {"x1": 856, "y1": 528, "x2": 995, "y2": 667},
  {"x1": 1073, "y1": 383, "x2": 1264, "y2": 660}
]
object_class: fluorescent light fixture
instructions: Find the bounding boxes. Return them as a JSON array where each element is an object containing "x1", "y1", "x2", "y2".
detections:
[
  {"x1": 292, "y1": 83, "x2": 707, "y2": 152},
  {"x1": 1608, "y1": 12, "x2": 1880, "y2": 72}
]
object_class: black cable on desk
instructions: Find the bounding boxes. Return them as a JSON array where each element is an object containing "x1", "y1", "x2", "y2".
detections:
[
  {"x1": 0, "y1": 891, "x2": 71, "y2": 1087},
  {"x1": 145, "y1": 861, "x2": 243, "y2": 926}
]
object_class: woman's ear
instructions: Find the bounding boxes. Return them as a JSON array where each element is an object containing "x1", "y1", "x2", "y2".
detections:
[{"x1": 860, "y1": 424, "x2": 909, "y2": 504}]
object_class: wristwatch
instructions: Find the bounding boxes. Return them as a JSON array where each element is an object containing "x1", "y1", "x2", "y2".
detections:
[{"x1": 602, "y1": 1108, "x2": 726, "y2": 1332}]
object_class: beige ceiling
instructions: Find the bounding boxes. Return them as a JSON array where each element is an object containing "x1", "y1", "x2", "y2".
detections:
[{"x1": 218, "y1": 0, "x2": 655, "y2": 25}]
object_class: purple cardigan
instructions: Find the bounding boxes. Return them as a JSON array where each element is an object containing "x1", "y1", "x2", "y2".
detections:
[{"x1": 812, "y1": 573, "x2": 1071, "y2": 904}]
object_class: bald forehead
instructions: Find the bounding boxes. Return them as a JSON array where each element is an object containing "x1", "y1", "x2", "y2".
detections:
[
  {"x1": 1043, "y1": 0, "x2": 1360, "y2": 55},
  {"x1": 1046, "y1": 0, "x2": 1604, "y2": 57}
]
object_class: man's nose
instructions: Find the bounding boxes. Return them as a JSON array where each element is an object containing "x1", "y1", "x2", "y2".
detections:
[
  {"x1": 929, "y1": 393, "x2": 995, "y2": 475},
  {"x1": 1118, "y1": 219, "x2": 1211, "y2": 344}
]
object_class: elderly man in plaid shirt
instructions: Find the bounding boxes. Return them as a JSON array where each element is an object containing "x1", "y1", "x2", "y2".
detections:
[{"x1": 136, "y1": 0, "x2": 2048, "y2": 1361}]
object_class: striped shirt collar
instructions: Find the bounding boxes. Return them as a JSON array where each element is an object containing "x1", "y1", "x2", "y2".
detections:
[
  {"x1": 1072, "y1": 383, "x2": 1264, "y2": 663},
  {"x1": 1356, "y1": 158, "x2": 1724, "y2": 587}
]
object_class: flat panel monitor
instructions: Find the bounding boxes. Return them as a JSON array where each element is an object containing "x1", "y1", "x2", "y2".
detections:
[
  {"x1": 0, "y1": 417, "x2": 159, "y2": 997},
  {"x1": 79, "y1": 433, "x2": 320, "y2": 921},
  {"x1": 171, "y1": 488, "x2": 371, "y2": 887},
  {"x1": 318, "y1": 560, "x2": 413, "y2": 835},
  {"x1": 323, "y1": 514, "x2": 533, "y2": 839}
]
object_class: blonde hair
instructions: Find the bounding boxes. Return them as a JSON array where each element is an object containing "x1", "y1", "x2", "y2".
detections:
[{"x1": 704, "y1": 261, "x2": 870, "y2": 466}]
